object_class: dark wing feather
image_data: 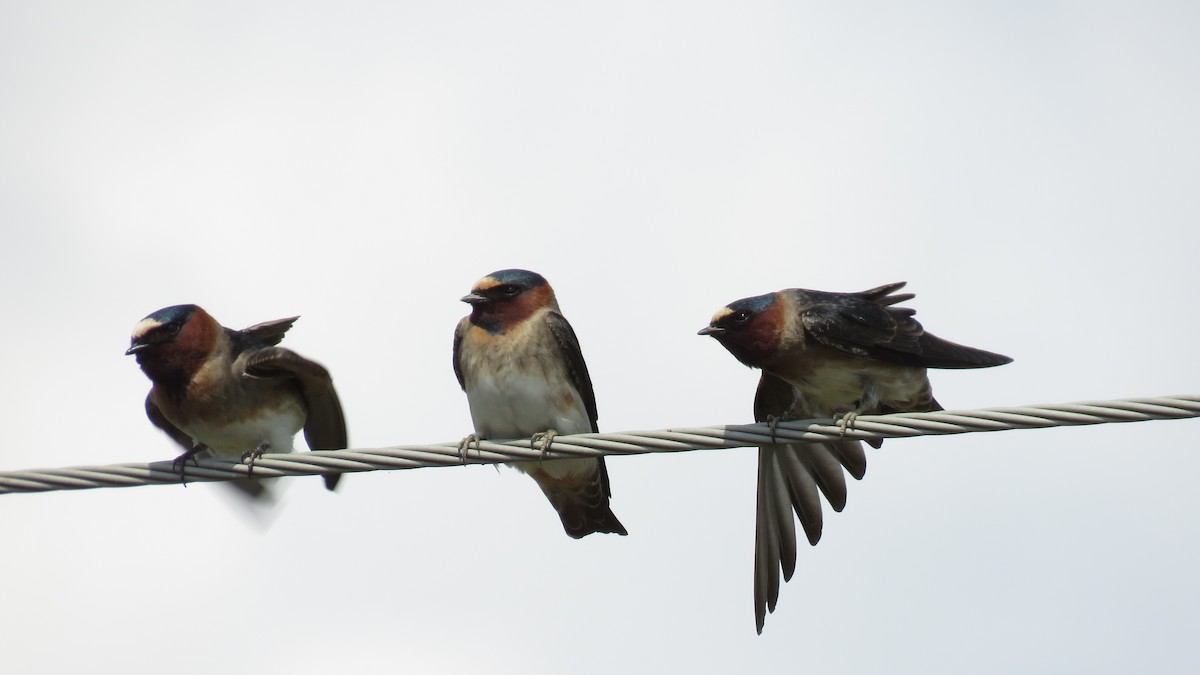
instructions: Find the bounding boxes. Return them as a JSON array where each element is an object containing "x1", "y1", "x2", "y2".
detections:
[
  {"x1": 799, "y1": 284, "x2": 1012, "y2": 369},
  {"x1": 452, "y1": 318, "x2": 468, "y2": 390},
  {"x1": 912, "y1": 333, "x2": 1013, "y2": 369},
  {"x1": 545, "y1": 312, "x2": 598, "y2": 433},
  {"x1": 242, "y1": 316, "x2": 300, "y2": 347},
  {"x1": 862, "y1": 281, "x2": 914, "y2": 307},
  {"x1": 243, "y1": 346, "x2": 348, "y2": 490},
  {"x1": 798, "y1": 289, "x2": 922, "y2": 362},
  {"x1": 243, "y1": 347, "x2": 348, "y2": 450},
  {"x1": 544, "y1": 311, "x2": 615, "y2": 503},
  {"x1": 145, "y1": 395, "x2": 195, "y2": 452}
]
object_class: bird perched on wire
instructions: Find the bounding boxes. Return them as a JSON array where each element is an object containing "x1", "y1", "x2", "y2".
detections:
[
  {"x1": 127, "y1": 304, "x2": 347, "y2": 496},
  {"x1": 699, "y1": 282, "x2": 1011, "y2": 633},
  {"x1": 453, "y1": 269, "x2": 627, "y2": 539}
]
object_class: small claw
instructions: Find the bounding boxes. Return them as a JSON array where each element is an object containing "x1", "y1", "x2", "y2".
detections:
[
  {"x1": 765, "y1": 414, "x2": 782, "y2": 444},
  {"x1": 531, "y1": 430, "x2": 558, "y2": 462},
  {"x1": 457, "y1": 434, "x2": 479, "y2": 462},
  {"x1": 241, "y1": 442, "x2": 271, "y2": 479},
  {"x1": 835, "y1": 411, "x2": 859, "y2": 436},
  {"x1": 171, "y1": 448, "x2": 202, "y2": 487}
]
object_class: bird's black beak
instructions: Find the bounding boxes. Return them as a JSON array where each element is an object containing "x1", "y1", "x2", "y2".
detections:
[
  {"x1": 461, "y1": 293, "x2": 488, "y2": 305},
  {"x1": 697, "y1": 326, "x2": 725, "y2": 336},
  {"x1": 125, "y1": 342, "x2": 148, "y2": 356}
]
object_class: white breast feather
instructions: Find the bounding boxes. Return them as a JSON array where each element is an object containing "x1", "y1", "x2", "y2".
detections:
[
  {"x1": 460, "y1": 320, "x2": 594, "y2": 479},
  {"x1": 183, "y1": 404, "x2": 305, "y2": 458},
  {"x1": 466, "y1": 371, "x2": 591, "y2": 439}
]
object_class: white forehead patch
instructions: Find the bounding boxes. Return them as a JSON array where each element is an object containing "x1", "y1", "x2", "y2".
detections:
[
  {"x1": 131, "y1": 317, "x2": 163, "y2": 341},
  {"x1": 710, "y1": 306, "x2": 734, "y2": 324},
  {"x1": 471, "y1": 276, "x2": 500, "y2": 293}
]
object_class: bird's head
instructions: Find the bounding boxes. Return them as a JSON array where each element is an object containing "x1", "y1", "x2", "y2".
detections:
[
  {"x1": 126, "y1": 304, "x2": 220, "y2": 383},
  {"x1": 698, "y1": 292, "x2": 784, "y2": 368},
  {"x1": 461, "y1": 269, "x2": 557, "y2": 333}
]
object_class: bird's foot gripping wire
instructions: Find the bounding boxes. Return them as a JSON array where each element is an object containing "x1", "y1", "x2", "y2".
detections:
[
  {"x1": 835, "y1": 411, "x2": 860, "y2": 437},
  {"x1": 240, "y1": 442, "x2": 271, "y2": 479},
  {"x1": 765, "y1": 414, "x2": 783, "y2": 443},
  {"x1": 457, "y1": 434, "x2": 479, "y2": 462},
  {"x1": 531, "y1": 430, "x2": 558, "y2": 462},
  {"x1": 171, "y1": 445, "x2": 205, "y2": 487}
]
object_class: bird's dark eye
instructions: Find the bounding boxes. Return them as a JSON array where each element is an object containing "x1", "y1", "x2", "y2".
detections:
[
  {"x1": 731, "y1": 311, "x2": 752, "y2": 324},
  {"x1": 500, "y1": 285, "x2": 521, "y2": 297},
  {"x1": 167, "y1": 322, "x2": 182, "y2": 335}
]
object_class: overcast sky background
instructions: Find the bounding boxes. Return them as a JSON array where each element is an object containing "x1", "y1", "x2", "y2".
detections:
[{"x1": 2, "y1": 1, "x2": 1198, "y2": 673}]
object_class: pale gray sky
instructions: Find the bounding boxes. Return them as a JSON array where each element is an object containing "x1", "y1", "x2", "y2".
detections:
[{"x1": 2, "y1": 2, "x2": 1199, "y2": 673}]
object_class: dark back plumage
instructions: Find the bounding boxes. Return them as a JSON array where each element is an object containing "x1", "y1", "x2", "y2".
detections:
[{"x1": 794, "y1": 282, "x2": 1013, "y2": 369}]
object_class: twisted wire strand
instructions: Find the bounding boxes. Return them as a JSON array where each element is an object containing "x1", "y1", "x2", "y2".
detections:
[{"x1": 2, "y1": 394, "x2": 1197, "y2": 495}]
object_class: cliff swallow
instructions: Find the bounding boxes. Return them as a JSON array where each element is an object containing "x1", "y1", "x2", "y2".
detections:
[
  {"x1": 127, "y1": 304, "x2": 347, "y2": 494},
  {"x1": 453, "y1": 269, "x2": 627, "y2": 539},
  {"x1": 701, "y1": 282, "x2": 1011, "y2": 632}
]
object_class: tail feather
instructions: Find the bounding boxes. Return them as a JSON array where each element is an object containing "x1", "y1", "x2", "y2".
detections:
[
  {"x1": 755, "y1": 449, "x2": 792, "y2": 633},
  {"x1": 528, "y1": 458, "x2": 627, "y2": 539},
  {"x1": 753, "y1": 372, "x2": 873, "y2": 633},
  {"x1": 765, "y1": 445, "x2": 823, "y2": 548},
  {"x1": 754, "y1": 439, "x2": 869, "y2": 634},
  {"x1": 829, "y1": 439, "x2": 868, "y2": 479}
]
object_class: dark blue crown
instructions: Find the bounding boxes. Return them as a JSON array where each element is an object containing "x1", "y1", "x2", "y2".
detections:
[
  {"x1": 486, "y1": 269, "x2": 548, "y2": 289},
  {"x1": 143, "y1": 304, "x2": 198, "y2": 325},
  {"x1": 726, "y1": 292, "x2": 777, "y2": 316}
]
